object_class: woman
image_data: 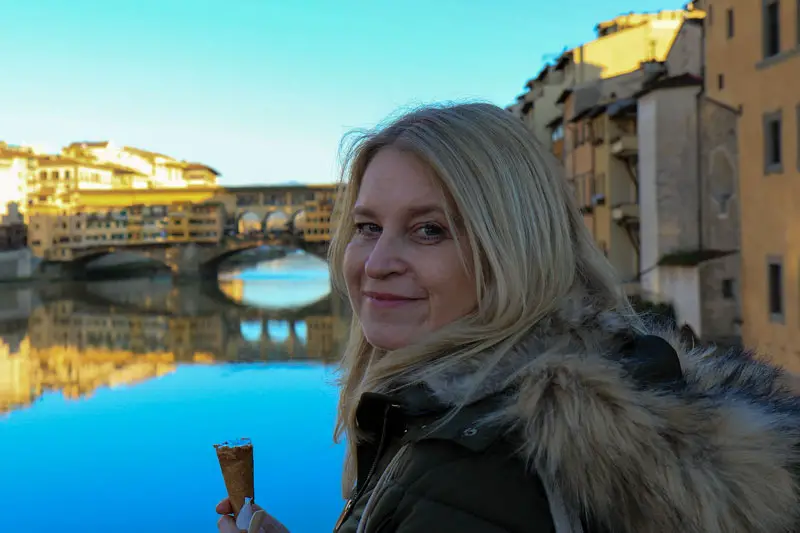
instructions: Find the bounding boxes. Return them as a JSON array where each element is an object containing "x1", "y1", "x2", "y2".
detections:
[{"x1": 217, "y1": 102, "x2": 800, "y2": 533}]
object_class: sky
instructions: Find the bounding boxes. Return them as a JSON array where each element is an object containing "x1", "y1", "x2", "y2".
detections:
[{"x1": 1, "y1": 0, "x2": 685, "y2": 186}]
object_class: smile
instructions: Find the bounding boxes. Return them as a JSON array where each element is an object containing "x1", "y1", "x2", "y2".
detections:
[{"x1": 363, "y1": 292, "x2": 422, "y2": 308}]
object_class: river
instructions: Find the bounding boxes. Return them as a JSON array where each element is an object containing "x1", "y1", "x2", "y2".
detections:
[{"x1": 0, "y1": 252, "x2": 350, "y2": 533}]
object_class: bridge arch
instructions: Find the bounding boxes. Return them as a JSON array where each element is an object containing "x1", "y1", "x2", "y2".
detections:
[
  {"x1": 69, "y1": 249, "x2": 170, "y2": 272},
  {"x1": 264, "y1": 211, "x2": 290, "y2": 234},
  {"x1": 237, "y1": 211, "x2": 262, "y2": 234},
  {"x1": 240, "y1": 320, "x2": 263, "y2": 342}
]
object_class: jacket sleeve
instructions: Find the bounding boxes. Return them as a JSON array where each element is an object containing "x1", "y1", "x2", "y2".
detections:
[{"x1": 367, "y1": 440, "x2": 555, "y2": 533}]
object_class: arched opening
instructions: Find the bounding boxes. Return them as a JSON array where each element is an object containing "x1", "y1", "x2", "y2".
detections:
[
  {"x1": 264, "y1": 211, "x2": 290, "y2": 236},
  {"x1": 266, "y1": 320, "x2": 292, "y2": 344},
  {"x1": 240, "y1": 320, "x2": 263, "y2": 343},
  {"x1": 237, "y1": 212, "x2": 262, "y2": 235},
  {"x1": 294, "y1": 320, "x2": 308, "y2": 345}
]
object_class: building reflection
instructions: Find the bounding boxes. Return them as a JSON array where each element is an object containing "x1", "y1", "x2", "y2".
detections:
[{"x1": 0, "y1": 283, "x2": 351, "y2": 415}]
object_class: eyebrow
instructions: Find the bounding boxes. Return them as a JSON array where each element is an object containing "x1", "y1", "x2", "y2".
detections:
[{"x1": 352, "y1": 204, "x2": 446, "y2": 218}]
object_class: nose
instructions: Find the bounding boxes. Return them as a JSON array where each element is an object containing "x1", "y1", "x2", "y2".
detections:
[{"x1": 364, "y1": 234, "x2": 407, "y2": 279}]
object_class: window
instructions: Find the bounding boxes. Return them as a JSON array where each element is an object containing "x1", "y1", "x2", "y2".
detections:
[
  {"x1": 726, "y1": 8, "x2": 734, "y2": 38},
  {"x1": 717, "y1": 73, "x2": 725, "y2": 90},
  {"x1": 722, "y1": 278, "x2": 735, "y2": 299},
  {"x1": 768, "y1": 257, "x2": 784, "y2": 322},
  {"x1": 763, "y1": 110, "x2": 783, "y2": 173},
  {"x1": 763, "y1": 0, "x2": 781, "y2": 58}
]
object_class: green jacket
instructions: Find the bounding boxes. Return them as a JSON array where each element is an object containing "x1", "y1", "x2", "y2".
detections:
[
  {"x1": 333, "y1": 330, "x2": 800, "y2": 533},
  {"x1": 334, "y1": 387, "x2": 556, "y2": 533}
]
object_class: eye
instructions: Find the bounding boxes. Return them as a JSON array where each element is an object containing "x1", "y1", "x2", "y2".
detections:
[
  {"x1": 354, "y1": 222, "x2": 381, "y2": 238},
  {"x1": 412, "y1": 223, "x2": 447, "y2": 243}
]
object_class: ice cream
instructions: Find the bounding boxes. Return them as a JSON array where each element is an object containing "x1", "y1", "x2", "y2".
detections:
[{"x1": 214, "y1": 437, "x2": 255, "y2": 517}]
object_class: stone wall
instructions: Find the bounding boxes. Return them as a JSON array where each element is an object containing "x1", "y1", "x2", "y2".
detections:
[
  {"x1": 699, "y1": 97, "x2": 740, "y2": 253},
  {"x1": 638, "y1": 85, "x2": 702, "y2": 294},
  {"x1": 0, "y1": 249, "x2": 35, "y2": 281},
  {"x1": 664, "y1": 20, "x2": 703, "y2": 77},
  {"x1": 695, "y1": 97, "x2": 741, "y2": 343},
  {"x1": 699, "y1": 254, "x2": 741, "y2": 344}
]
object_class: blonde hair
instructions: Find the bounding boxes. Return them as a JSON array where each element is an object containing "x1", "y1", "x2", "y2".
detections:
[{"x1": 328, "y1": 102, "x2": 630, "y2": 495}]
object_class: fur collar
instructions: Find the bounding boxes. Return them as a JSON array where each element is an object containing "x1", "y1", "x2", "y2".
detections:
[{"x1": 405, "y1": 292, "x2": 800, "y2": 533}]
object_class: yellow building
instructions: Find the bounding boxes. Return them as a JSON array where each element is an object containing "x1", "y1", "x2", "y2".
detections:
[
  {"x1": 184, "y1": 163, "x2": 220, "y2": 187},
  {"x1": 513, "y1": 8, "x2": 702, "y2": 150},
  {"x1": 302, "y1": 186, "x2": 338, "y2": 243},
  {"x1": 63, "y1": 141, "x2": 219, "y2": 189},
  {"x1": 166, "y1": 202, "x2": 225, "y2": 244},
  {"x1": 0, "y1": 144, "x2": 35, "y2": 220},
  {"x1": 698, "y1": 0, "x2": 800, "y2": 367},
  {"x1": 561, "y1": 88, "x2": 641, "y2": 281},
  {"x1": 509, "y1": 8, "x2": 705, "y2": 283},
  {"x1": 28, "y1": 201, "x2": 226, "y2": 258}
]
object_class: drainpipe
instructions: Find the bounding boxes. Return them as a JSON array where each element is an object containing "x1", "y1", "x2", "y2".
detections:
[
  {"x1": 590, "y1": 120, "x2": 597, "y2": 240},
  {"x1": 696, "y1": 21, "x2": 705, "y2": 252}
]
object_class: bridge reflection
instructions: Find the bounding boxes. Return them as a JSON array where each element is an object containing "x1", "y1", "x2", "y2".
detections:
[{"x1": 0, "y1": 280, "x2": 351, "y2": 415}]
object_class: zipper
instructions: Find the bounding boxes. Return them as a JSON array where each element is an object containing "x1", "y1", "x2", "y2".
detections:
[{"x1": 333, "y1": 403, "x2": 395, "y2": 532}]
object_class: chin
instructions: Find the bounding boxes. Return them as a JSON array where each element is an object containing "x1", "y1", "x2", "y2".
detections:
[{"x1": 364, "y1": 329, "x2": 414, "y2": 352}]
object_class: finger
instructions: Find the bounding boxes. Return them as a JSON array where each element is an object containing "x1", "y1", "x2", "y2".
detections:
[
  {"x1": 217, "y1": 514, "x2": 241, "y2": 533},
  {"x1": 216, "y1": 498, "x2": 233, "y2": 515}
]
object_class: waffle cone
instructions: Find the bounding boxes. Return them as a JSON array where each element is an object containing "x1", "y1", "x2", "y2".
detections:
[{"x1": 214, "y1": 438, "x2": 254, "y2": 517}]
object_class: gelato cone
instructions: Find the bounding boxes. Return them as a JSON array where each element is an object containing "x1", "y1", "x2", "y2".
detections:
[{"x1": 214, "y1": 437, "x2": 255, "y2": 517}]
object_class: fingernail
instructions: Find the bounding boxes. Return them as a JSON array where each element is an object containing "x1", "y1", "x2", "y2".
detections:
[{"x1": 236, "y1": 498, "x2": 255, "y2": 530}]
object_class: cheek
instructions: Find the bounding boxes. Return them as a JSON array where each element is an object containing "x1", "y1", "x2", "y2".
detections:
[
  {"x1": 343, "y1": 242, "x2": 367, "y2": 293},
  {"x1": 426, "y1": 256, "x2": 477, "y2": 311}
]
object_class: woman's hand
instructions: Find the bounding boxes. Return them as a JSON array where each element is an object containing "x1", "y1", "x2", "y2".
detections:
[{"x1": 216, "y1": 497, "x2": 290, "y2": 533}]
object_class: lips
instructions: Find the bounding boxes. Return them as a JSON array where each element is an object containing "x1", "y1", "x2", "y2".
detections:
[
  {"x1": 363, "y1": 291, "x2": 418, "y2": 301},
  {"x1": 363, "y1": 291, "x2": 422, "y2": 308}
]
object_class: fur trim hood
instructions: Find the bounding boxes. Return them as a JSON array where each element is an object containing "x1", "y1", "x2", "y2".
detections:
[{"x1": 403, "y1": 294, "x2": 800, "y2": 533}]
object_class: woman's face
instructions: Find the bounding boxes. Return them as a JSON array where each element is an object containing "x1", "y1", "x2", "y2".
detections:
[{"x1": 343, "y1": 147, "x2": 478, "y2": 351}]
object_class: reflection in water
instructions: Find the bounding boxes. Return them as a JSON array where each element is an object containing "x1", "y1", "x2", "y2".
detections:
[
  {"x1": 0, "y1": 253, "x2": 351, "y2": 533},
  {"x1": 0, "y1": 264, "x2": 350, "y2": 415},
  {"x1": 219, "y1": 251, "x2": 333, "y2": 309}
]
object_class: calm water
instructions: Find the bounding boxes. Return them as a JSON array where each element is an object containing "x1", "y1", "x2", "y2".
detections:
[{"x1": 0, "y1": 252, "x2": 350, "y2": 533}]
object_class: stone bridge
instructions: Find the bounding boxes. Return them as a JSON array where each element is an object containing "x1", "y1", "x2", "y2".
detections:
[
  {"x1": 73, "y1": 184, "x2": 336, "y2": 235},
  {"x1": 40, "y1": 240, "x2": 270, "y2": 280},
  {"x1": 38, "y1": 236, "x2": 329, "y2": 280}
]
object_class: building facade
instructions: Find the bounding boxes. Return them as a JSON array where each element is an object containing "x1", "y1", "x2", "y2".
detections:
[
  {"x1": 302, "y1": 187, "x2": 338, "y2": 243},
  {"x1": 699, "y1": 0, "x2": 800, "y2": 366},
  {"x1": 0, "y1": 144, "x2": 34, "y2": 221},
  {"x1": 515, "y1": 8, "x2": 705, "y2": 283},
  {"x1": 631, "y1": 14, "x2": 741, "y2": 344},
  {"x1": 27, "y1": 202, "x2": 226, "y2": 259},
  {"x1": 63, "y1": 141, "x2": 219, "y2": 189},
  {"x1": 512, "y1": 8, "x2": 702, "y2": 153}
]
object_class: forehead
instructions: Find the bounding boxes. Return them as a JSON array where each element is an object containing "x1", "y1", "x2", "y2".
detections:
[{"x1": 355, "y1": 147, "x2": 447, "y2": 208}]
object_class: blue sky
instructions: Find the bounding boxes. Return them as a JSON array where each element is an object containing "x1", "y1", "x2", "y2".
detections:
[{"x1": 1, "y1": 0, "x2": 684, "y2": 185}]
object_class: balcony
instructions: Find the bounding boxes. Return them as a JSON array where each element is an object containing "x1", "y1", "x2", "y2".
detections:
[
  {"x1": 611, "y1": 202, "x2": 639, "y2": 223},
  {"x1": 610, "y1": 134, "x2": 638, "y2": 158}
]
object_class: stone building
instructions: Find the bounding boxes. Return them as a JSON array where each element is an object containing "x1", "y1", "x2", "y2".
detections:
[
  {"x1": 508, "y1": 9, "x2": 699, "y2": 155},
  {"x1": 636, "y1": 16, "x2": 741, "y2": 345}
]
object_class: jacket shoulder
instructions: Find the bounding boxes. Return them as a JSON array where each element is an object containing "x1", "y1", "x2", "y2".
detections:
[{"x1": 506, "y1": 332, "x2": 800, "y2": 533}]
